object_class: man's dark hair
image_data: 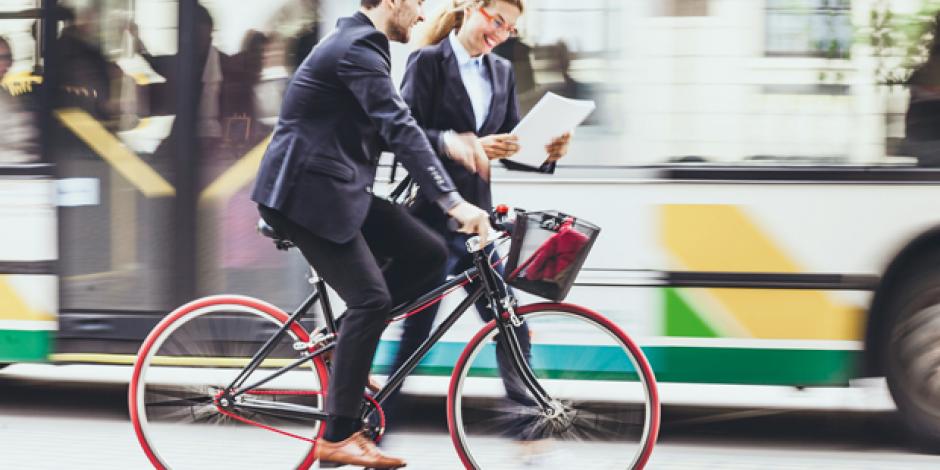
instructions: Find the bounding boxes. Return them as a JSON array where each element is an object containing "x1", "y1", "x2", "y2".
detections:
[{"x1": 361, "y1": 0, "x2": 382, "y2": 9}]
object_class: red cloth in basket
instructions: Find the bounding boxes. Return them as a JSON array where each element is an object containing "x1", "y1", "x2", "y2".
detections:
[{"x1": 517, "y1": 219, "x2": 590, "y2": 281}]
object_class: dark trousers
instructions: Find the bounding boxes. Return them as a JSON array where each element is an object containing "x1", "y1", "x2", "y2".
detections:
[
  {"x1": 259, "y1": 198, "x2": 447, "y2": 422},
  {"x1": 385, "y1": 232, "x2": 535, "y2": 427}
]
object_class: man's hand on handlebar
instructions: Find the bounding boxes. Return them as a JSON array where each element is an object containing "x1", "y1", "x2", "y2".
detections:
[{"x1": 448, "y1": 201, "x2": 493, "y2": 245}]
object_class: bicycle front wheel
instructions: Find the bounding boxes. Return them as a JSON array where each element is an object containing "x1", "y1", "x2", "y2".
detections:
[
  {"x1": 447, "y1": 302, "x2": 660, "y2": 469},
  {"x1": 129, "y1": 295, "x2": 329, "y2": 470}
]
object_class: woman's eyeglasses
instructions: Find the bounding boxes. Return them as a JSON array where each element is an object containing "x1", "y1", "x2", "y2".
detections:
[{"x1": 477, "y1": 7, "x2": 518, "y2": 38}]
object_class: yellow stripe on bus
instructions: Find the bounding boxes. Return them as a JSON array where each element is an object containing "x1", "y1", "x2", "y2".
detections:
[
  {"x1": 0, "y1": 276, "x2": 54, "y2": 322},
  {"x1": 55, "y1": 109, "x2": 175, "y2": 198},
  {"x1": 199, "y1": 134, "x2": 272, "y2": 205},
  {"x1": 661, "y1": 204, "x2": 863, "y2": 341}
]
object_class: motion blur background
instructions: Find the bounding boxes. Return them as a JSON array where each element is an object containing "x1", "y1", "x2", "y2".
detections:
[{"x1": 6, "y1": 0, "x2": 940, "y2": 466}]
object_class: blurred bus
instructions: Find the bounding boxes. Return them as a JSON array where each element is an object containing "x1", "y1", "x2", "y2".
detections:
[{"x1": 4, "y1": 0, "x2": 940, "y2": 450}]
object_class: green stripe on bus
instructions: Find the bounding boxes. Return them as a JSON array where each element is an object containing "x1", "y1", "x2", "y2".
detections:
[
  {"x1": 664, "y1": 287, "x2": 720, "y2": 338},
  {"x1": 649, "y1": 347, "x2": 858, "y2": 386},
  {"x1": 371, "y1": 341, "x2": 858, "y2": 386},
  {"x1": 0, "y1": 329, "x2": 51, "y2": 362}
]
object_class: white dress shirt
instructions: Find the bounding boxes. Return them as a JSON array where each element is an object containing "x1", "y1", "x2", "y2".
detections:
[{"x1": 448, "y1": 32, "x2": 492, "y2": 131}]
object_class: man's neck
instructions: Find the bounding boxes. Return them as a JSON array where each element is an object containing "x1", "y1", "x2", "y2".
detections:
[{"x1": 360, "y1": 8, "x2": 389, "y2": 36}]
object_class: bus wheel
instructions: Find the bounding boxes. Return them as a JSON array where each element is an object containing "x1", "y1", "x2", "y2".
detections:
[{"x1": 885, "y1": 265, "x2": 940, "y2": 452}]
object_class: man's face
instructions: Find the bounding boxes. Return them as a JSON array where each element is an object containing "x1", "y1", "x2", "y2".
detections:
[
  {"x1": 0, "y1": 43, "x2": 11, "y2": 80},
  {"x1": 388, "y1": 0, "x2": 425, "y2": 43}
]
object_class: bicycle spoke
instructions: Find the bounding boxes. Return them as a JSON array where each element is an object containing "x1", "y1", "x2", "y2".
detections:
[
  {"x1": 130, "y1": 299, "x2": 328, "y2": 470},
  {"x1": 145, "y1": 395, "x2": 213, "y2": 407},
  {"x1": 449, "y1": 305, "x2": 659, "y2": 470}
]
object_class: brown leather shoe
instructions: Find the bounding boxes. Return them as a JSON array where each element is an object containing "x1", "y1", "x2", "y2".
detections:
[{"x1": 317, "y1": 431, "x2": 407, "y2": 468}]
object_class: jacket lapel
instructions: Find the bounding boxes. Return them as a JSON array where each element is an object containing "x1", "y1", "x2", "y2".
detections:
[
  {"x1": 440, "y1": 38, "x2": 478, "y2": 132},
  {"x1": 479, "y1": 54, "x2": 503, "y2": 134}
]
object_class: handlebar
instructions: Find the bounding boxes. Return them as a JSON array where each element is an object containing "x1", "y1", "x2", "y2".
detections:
[
  {"x1": 465, "y1": 228, "x2": 508, "y2": 253},
  {"x1": 464, "y1": 204, "x2": 519, "y2": 253}
]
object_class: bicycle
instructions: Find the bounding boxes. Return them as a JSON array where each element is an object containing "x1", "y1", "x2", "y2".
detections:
[{"x1": 128, "y1": 206, "x2": 661, "y2": 469}]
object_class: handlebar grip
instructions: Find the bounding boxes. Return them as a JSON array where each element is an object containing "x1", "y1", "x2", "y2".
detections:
[
  {"x1": 448, "y1": 204, "x2": 521, "y2": 235},
  {"x1": 465, "y1": 229, "x2": 506, "y2": 253},
  {"x1": 449, "y1": 215, "x2": 513, "y2": 235}
]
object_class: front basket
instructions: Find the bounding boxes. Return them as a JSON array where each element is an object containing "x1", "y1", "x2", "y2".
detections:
[{"x1": 503, "y1": 210, "x2": 600, "y2": 301}]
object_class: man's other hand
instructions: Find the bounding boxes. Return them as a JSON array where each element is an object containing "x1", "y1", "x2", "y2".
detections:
[{"x1": 444, "y1": 131, "x2": 486, "y2": 174}]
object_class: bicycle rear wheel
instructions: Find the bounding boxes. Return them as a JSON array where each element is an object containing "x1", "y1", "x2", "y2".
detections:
[
  {"x1": 129, "y1": 295, "x2": 329, "y2": 470},
  {"x1": 447, "y1": 302, "x2": 660, "y2": 469}
]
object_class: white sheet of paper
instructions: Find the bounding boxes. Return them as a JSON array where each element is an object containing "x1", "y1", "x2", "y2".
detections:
[{"x1": 509, "y1": 92, "x2": 596, "y2": 167}]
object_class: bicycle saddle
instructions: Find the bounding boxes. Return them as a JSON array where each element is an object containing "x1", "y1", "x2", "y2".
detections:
[{"x1": 257, "y1": 219, "x2": 295, "y2": 251}]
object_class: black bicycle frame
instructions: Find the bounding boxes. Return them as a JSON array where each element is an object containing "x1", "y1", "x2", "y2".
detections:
[
  {"x1": 227, "y1": 285, "x2": 323, "y2": 394},
  {"x1": 371, "y1": 286, "x2": 484, "y2": 406},
  {"x1": 468, "y1": 246, "x2": 553, "y2": 411},
  {"x1": 226, "y1": 245, "x2": 557, "y2": 424}
]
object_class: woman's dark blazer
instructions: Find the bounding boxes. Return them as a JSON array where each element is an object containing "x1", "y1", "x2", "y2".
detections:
[{"x1": 401, "y1": 36, "x2": 551, "y2": 231}]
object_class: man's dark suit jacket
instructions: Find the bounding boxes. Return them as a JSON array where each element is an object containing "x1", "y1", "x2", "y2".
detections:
[
  {"x1": 400, "y1": 36, "x2": 552, "y2": 231},
  {"x1": 251, "y1": 12, "x2": 457, "y2": 243}
]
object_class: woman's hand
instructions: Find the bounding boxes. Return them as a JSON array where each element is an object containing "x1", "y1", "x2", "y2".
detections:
[
  {"x1": 479, "y1": 134, "x2": 520, "y2": 160},
  {"x1": 443, "y1": 131, "x2": 486, "y2": 174},
  {"x1": 545, "y1": 132, "x2": 572, "y2": 162}
]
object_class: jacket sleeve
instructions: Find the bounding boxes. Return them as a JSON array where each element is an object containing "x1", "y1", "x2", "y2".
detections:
[
  {"x1": 400, "y1": 49, "x2": 447, "y2": 156},
  {"x1": 337, "y1": 35, "x2": 460, "y2": 207},
  {"x1": 498, "y1": 66, "x2": 556, "y2": 174}
]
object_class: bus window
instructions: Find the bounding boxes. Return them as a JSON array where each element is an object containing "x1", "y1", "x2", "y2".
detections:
[
  {"x1": 0, "y1": 0, "x2": 55, "y2": 367},
  {"x1": 195, "y1": 0, "x2": 320, "y2": 308},
  {"x1": 55, "y1": 0, "x2": 180, "y2": 321},
  {"x1": 482, "y1": 1, "x2": 940, "y2": 168},
  {"x1": 0, "y1": 4, "x2": 41, "y2": 164},
  {"x1": 494, "y1": 0, "x2": 625, "y2": 167}
]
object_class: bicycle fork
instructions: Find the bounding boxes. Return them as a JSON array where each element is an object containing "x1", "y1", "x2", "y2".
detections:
[{"x1": 470, "y1": 249, "x2": 558, "y2": 415}]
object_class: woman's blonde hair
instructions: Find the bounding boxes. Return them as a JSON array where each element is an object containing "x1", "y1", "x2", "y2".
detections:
[{"x1": 417, "y1": 0, "x2": 524, "y2": 48}]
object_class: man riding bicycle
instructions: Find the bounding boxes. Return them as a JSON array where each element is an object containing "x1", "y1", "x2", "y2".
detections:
[{"x1": 251, "y1": 0, "x2": 492, "y2": 467}]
